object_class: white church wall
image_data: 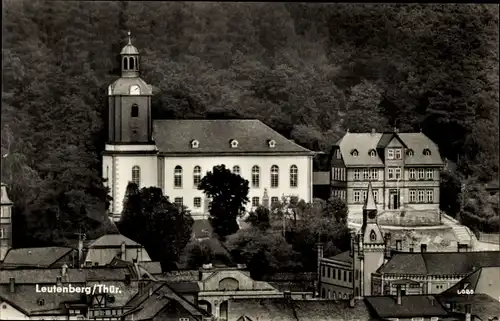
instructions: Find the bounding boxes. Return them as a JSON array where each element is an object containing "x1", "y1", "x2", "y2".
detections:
[{"x1": 162, "y1": 155, "x2": 313, "y2": 217}]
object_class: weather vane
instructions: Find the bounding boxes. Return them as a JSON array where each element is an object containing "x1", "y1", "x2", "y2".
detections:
[{"x1": 127, "y1": 31, "x2": 131, "y2": 44}]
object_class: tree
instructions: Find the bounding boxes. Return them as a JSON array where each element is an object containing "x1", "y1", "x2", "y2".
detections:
[
  {"x1": 245, "y1": 206, "x2": 271, "y2": 231},
  {"x1": 185, "y1": 240, "x2": 216, "y2": 269},
  {"x1": 198, "y1": 165, "x2": 249, "y2": 238},
  {"x1": 439, "y1": 170, "x2": 462, "y2": 218},
  {"x1": 226, "y1": 227, "x2": 302, "y2": 279},
  {"x1": 325, "y1": 196, "x2": 349, "y2": 224},
  {"x1": 118, "y1": 184, "x2": 194, "y2": 270}
]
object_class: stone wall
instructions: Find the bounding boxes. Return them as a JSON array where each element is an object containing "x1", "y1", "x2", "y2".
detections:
[{"x1": 376, "y1": 209, "x2": 441, "y2": 227}]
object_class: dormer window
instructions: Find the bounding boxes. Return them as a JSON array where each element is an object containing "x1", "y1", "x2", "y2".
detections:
[
  {"x1": 368, "y1": 149, "x2": 377, "y2": 157},
  {"x1": 351, "y1": 149, "x2": 359, "y2": 157},
  {"x1": 230, "y1": 139, "x2": 238, "y2": 148},
  {"x1": 191, "y1": 140, "x2": 199, "y2": 149},
  {"x1": 407, "y1": 149, "x2": 414, "y2": 157},
  {"x1": 37, "y1": 299, "x2": 45, "y2": 306},
  {"x1": 423, "y1": 148, "x2": 431, "y2": 156},
  {"x1": 268, "y1": 140, "x2": 276, "y2": 148}
]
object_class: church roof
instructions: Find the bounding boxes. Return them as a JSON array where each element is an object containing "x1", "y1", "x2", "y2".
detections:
[
  {"x1": 152, "y1": 120, "x2": 314, "y2": 155},
  {"x1": 363, "y1": 182, "x2": 377, "y2": 210},
  {"x1": 121, "y1": 43, "x2": 139, "y2": 55},
  {"x1": 108, "y1": 77, "x2": 153, "y2": 96}
]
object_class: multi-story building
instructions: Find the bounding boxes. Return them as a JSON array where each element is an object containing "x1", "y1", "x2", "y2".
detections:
[
  {"x1": 0, "y1": 182, "x2": 13, "y2": 262},
  {"x1": 103, "y1": 33, "x2": 314, "y2": 221},
  {"x1": 329, "y1": 130, "x2": 444, "y2": 221}
]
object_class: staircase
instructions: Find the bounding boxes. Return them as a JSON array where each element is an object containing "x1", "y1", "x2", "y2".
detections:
[{"x1": 451, "y1": 225, "x2": 474, "y2": 246}]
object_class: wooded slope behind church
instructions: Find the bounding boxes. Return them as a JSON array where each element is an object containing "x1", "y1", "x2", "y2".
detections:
[{"x1": 102, "y1": 33, "x2": 315, "y2": 221}]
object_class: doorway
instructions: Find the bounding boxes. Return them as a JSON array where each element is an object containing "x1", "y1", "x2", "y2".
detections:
[{"x1": 389, "y1": 189, "x2": 400, "y2": 210}]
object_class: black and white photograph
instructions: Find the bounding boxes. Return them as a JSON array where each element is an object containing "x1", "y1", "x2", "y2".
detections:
[{"x1": 1, "y1": 2, "x2": 499, "y2": 320}]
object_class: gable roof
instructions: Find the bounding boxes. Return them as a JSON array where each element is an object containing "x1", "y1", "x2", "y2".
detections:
[
  {"x1": 378, "y1": 251, "x2": 500, "y2": 275},
  {"x1": 336, "y1": 132, "x2": 443, "y2": 166},
  {"x1": 365, "y1": 295, "x2": 449, "y2": 318},
  {"x1": 441, "y1": 267, "x2": 500, "y2": 299},
  {"x1": 88, "y1": 233, "x2": 141, "y2": 248},
  {"x1": 153, "y1": 120, "x2": 314, "y2": 155},
  {"x1": 1, "y1": 247, "x2": 75, "y2": 267},
  {"x1": 437, "y1": 294, "x2": 500, "y2": 321},
  {"x1": 324, "y1": 250, "x2": 353, "y2": 264}
]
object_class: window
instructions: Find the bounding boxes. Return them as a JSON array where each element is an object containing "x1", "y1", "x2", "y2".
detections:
[
  {"x1": 268, "y1": 140, "x2": 276, "y2": 148},
  {"x1": 232, "y1": 166, "x2": 240, "y2": 175},
  {"x1": 418, "y1": 168, "x2": 425, "y2": 180},
  {"x1": 322, "y1": 266, "x2": 325, "y2": 277},
  {"x1": 394, "y1": 149, "x2": 402, "y2": 159},
  {"x1": 421, "y1": 244, "x2": 427, "y2": 252},
  {"x1": 332, "y1": 268, "x2": 336, "y2": 279},
  {"x1": 388, "y1": 168, "x2": 394, "y2": 180},
  {"x1": 373, "y1": 190, "x2": 378, "y2": 203},
  {"x1": 388, "y1": 149, "x2": 394, "y2": 159},
  {"x1": 362, "y1": 190, "x2": 367, "y2": 202},
  {"x1": 194, "y1": 197, "x2": 201, "y2": 208},
  {"x1": 426, "y1": 190, "x2": 434, "y2": 203},
  {"x1": 322, "y1": 288, "x2": 326, "y2": 298},
  {"x1": 336, "y1": 149, "x2": 341, "y2": 159},
  {"x1": 327, "y1": 268, "x2": 331, "y2": 278},
  {"x1": 37, "y1": 299, "x2": 45, "y2": 306},
  {"x1": 353, "y1": 169, "x2": 360, "y2": 180},
  {"x1": 351, "y1": 149, "x2": 359, "y2": 157},
  {"x1": 230, "y1": 139, "x2": 238, "y2": 148},
  {"x1": 349, "y1": 272, "x2": 352, "y2": 282},
  {"x1": 179, "y1": 318, "x2": 190, "y2": 321},
  {"x1": 395, "y1": 168, "x2": 402, "y2": 180},
  {"x1": 290, "y1": 165, "x2": 298, "y2": 187},
  {"x1": 0, "y1": 228, "x2": 4, "y2": 239},
  {"x1": 410, "y1": 190, "x2": 416, "y2": 203},
  {"x1": 271, "y1": 197, "x2": 279, "y2": 207},
  {"x1": 418, "y1": 190, "x2": 425, "y2": 203},
  {"x1": 174, "y1": 166, "x2": 183, "y2": 188},
  {"x1": 131, "y1": 104, "x2": 139, "y2": 117},
  {"x1": 343, "y1": 271, "x2": 347, "y2": 281},
  {"x1": 252, "y1": 197, "x2": 259, "y2": 207},
  {"x1": 409, "y1": 168, "x2": 416, "y2": 180},
  {"x1": 423, "y1": 148, "x2": 431, "y2": 156},
  {"x1": 337, "y1": 269, "x2": 341, "y2": 279},
  {"x1": 129, "y1": 57, "x2": 135, "y2": 70},
  {"x1": 191, "y1": 140, "x2": 199, "y2": 149},
  {"x1": 396, "y1": 240, "x2": 402, "y2": 250},
  {"x1": 363, "y1": 168, "x2": 369, "y2": 180},
  {"x1": 370, "y1": 168, "x2": 378, "y2": 180},
  {"x1": 132, "y1": 166, "x2": 140, "y2": 186},
  {"x1": 370, "y1": 230, "x2": 377, "y2": 241},
  {"x1": 174, "y1": 197, "x2": 183, "y2": 207},
  {"x1": 251, "y1": 166, "x2": 260, "y2": 188},
  {"x1": 123, "y1": 57, "x2": 128, "y2": 70},
  {"x1": 411, "y1": 318, "x2": 424, "y2": 321},
  {"x1": 355, "y1": 269, "x2": 359, "y2": 280},
  {"x1": 407, "y1": 149, "x2": 414, "y2": 157},
  {"x1": 193, "y1": 166, "x2": 201, "y2": 187},
  {"x1": 426, "y1": 168, "x2": 434, "y2": 180},
  {"x1": 369, "y1": 149, "x2": 377, "y2": 157},
  {"x1": 354, "y1": 190, "x2": 361, "y2": 203},
  {"x1": 328, "y1": 289, "x2": 331, "y2": 299},
  {"x1": 270, "y1": 165, "x2": 279, "y2": 188}
]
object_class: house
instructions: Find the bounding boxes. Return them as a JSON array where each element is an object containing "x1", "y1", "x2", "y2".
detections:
[
  {"x1": 329, "y1": 130, "x2": 444, "y2": 223},
  {"x1": 102, "y1": 32, "x2": 315, "y2": 222},
  {"x1": 83, "y1": 233, "x2": 152, "y2": 266}
]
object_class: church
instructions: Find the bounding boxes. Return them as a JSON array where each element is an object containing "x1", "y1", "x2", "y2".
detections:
[{"x1": 103, "y1": 33, "x2": 315, "y2": 221}]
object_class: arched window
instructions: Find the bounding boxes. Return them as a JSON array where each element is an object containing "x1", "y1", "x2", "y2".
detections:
[
  {"x1": 351, "y1": 149, "x2": 359, "y2": 157},
  {"x1": 232, "y1": 166, "x2": 240, "y2": 175},
  {"x1": 423, "y1": 148, "x2": 431, "y2": 156},
  {"x1": 369, "y1": 149, "x2": 377, "y2": 157},
  {"x1": 131, "y1": 104, "x2": 138, "y2": 117},
  {"x1": 322, "y1": 288, "x2": 326, "y2": 298},
  {"x1": 270, "y1": 165, "x2": 279, "y2": 188},
  {"x1": 407, "y1": 149, "x2": 414, "y2": 157},
  {"x1": 123, "y1": 57, "x2": 128, "y2": 70},
  {"x1": 193, "y1": 166, "x2": 201, "y2": 187},
  {"x1": 251, "y1": 166, "x2": 260, "y2": 188},
  {"x1": 370, "y1": 230, "x2": 377, "y2": 241},
  {"x1": 129, "y1": 57, "x2": 135, "y2": 70},
  {"x1": 332, "y1": 292, "x2": 336, "y2": 299},
  {"x1": 174, "y1": 166, "x2": 183, "y2": 188},
  {"x1": 132, "y1": 166, "x2": 140, "y2": 187},
  {"x1": 328, "y1": 289, "x2": 331, "y2": 299},
  {"x1": 290, "y1": 165, "x2": 298, "y2": 187},
  {"x1": 219, "y1": 278, "x2": 239, "y2": 291}
]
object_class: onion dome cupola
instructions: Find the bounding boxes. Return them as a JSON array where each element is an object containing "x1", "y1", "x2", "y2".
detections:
[
  {"x1": 121, "y1": 31, "x2": 140, "y2": 78},
  {"x1": 108, "y1": 31, "x2": 153, "y2": 97}
]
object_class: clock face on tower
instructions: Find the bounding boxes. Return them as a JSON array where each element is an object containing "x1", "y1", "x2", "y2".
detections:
[
  {"x1": 368, "y1": 211, "x2": 377, "y2": 219},
  {"x1": 129, "y1": 85, "x2": 141, "y2": 95}
]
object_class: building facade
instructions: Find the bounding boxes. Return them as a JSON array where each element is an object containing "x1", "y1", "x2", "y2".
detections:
[
  {"x1": 329, "y1": 130, "x2": 444, "y2": 220},
  {"x1": 0, "y1": 183, "x2": 13, "y2": 262},
  {"x1": 103, "y1": 33, "x2": 314, "y2": 221}
]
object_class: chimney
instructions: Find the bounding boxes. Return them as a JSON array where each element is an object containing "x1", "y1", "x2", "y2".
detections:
[
  {"x1": 9, "y1": 278, "x2": 15, "y2": 293},
  {"x1": 77, "y1": 236, "x2": 84, "y2": 268},
  {"x1": 120, "y1": 242, "x2": 126, "y2": 260},
  {"x1": 465, "y1": 304, "x2": 472, "y2": 321},
  {"x1": 316, "y1": 243, "x2": 324, "y2": 297},
  {"x1": 396, "y1": 285, "x2": 402, "y2": 305},
  {"x1": 371, "y1": 128, "x2": 376, "y2": 135},
  {"x1": 393, "y1": 127, "x2": 399, "y2": 133}
]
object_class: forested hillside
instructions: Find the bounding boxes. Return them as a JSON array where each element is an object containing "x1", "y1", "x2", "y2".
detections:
[{"x1": 2, "y1": 1, "x2": 499, "y2": 246}]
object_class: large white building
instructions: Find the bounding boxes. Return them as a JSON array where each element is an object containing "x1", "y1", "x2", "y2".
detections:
[{"x1": 103, "y1": 33, "x2": 314, "y2": 221}]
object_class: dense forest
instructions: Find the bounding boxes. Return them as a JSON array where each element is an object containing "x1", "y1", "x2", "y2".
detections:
[{"x1": 1, "y1": 2, "x2": 499, "y2": 247}]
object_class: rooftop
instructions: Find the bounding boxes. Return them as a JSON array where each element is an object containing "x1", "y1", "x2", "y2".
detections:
[
  {"x1": 1, "y1": 247, "x2": 75, "y2": 267},
  {"x1": 365, "y1": 295, "x2": 449, "y2": 318},
  {"x1": 152, "y1": 120, "x2": 314, "y2": 155}
]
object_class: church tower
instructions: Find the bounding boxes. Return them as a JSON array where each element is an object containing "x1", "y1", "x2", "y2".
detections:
[
  {"x1": 352, "y1": 182, "x2": 385, "y2": 297},
  {"x1": 103, "y1": 32, "x2": 158, "y2": 221},
  {"x1": 0, "y1": 183, "x2": 13, "y2": 261}
]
